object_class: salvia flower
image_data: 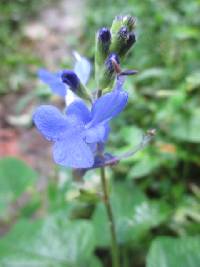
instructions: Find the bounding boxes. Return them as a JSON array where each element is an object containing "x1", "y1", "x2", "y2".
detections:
[
  {"x1": 38, "y1": 53, "x2": 91, "y2": 102},
  {"x1": 33, "y1": 78, "x2": 128, "y2": 169}
]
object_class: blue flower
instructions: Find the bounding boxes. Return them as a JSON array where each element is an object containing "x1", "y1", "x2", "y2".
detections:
[
  {"x1": 33, "y1": 78, "x2": 128, "y2": 169},
  {"x1": 38, "y1": 52, "x2": 91, "y2": 97}
]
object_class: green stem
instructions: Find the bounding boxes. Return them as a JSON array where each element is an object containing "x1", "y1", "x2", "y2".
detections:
[{"x1": 100, "y1": 167, "x2": 120, "y2": 267}]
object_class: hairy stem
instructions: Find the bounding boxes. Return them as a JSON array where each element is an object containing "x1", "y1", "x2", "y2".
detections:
[{"x1": 100, "y1": 167, "x2": 120, "y2": 267}]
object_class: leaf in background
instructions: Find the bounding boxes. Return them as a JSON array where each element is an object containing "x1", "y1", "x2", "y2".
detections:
[
  {"x1": 146, "y1": 236, "x2": 200, "y2": 267},
  {"x1": 128, "y1": 154, "x2": 160, "y2": 179},
  {"x1": 186, "y1": 71, "x2": 200, "y2": 91},
  {"x1": 136, "y1": 68, "x2": 167, "y2": 82},
  {"x1": 168, "y1": 109, "x2": 200, "y2": 143},
  {"x1": 0, "y1": 157, "x2": 38, "y2": 216},
  {"x1": 173, "y1": 25, "x2": 199, "y2": 40},
  {"x1": 0, "y1": 216, "x2": 96, "y2": 267},
  {"x1": 92, "y1": 182, "x2": 171, "y2": 247}
]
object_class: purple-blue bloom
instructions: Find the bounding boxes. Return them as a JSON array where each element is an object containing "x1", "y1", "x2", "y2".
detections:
[
  {"x1": 33, "y1": 78, "x2": 128, "y2": 169},
  {"x1": 38, "y1": 53, "x2": 91, "y2": 97},
  {"x1": 38, "y1": 69, "x2": 66, "y2": 97}
]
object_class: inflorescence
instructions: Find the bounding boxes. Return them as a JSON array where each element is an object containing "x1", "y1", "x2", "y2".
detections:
[{"x1": 33, "y1": 15, "x2": 155, "y2": 170}]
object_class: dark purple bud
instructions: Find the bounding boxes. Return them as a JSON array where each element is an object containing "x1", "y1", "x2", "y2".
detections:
[
  {"x1": 127, "y1": 32, "x2": 136, "y2": 48},
  {"x1": 61, "y1": 70, "x2": 80, "y2": 92},
  {"x1": 96, "y1": 27, "x2": 111, "y2": 67},
  {"x1": 105, "y1": 53, "x2": 120, "y2": 73},
  {"x1": 118, "y1": 31, "x2": 136, "y2": 56},
  {"x1": 118, "y1": 26, "x2": 129, "y2": 41},
  {"x1": 98, "y1": 53, "x2": 120, "y2": 89},
  {"x1": 98, "y1": 27, "x2": 111, "y2": 43}
]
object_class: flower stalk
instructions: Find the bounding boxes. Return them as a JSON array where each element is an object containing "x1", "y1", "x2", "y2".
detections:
[
  {"x1": 97, "y1": 88, "x2": 120, "y2": 267},
  {"x1": 100, "y1": 167, "x2": 120, "y2": 267}
]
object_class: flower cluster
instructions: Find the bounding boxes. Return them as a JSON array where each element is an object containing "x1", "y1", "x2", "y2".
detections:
[{"x1": 33, "y1": 15, "x2": 139, "y2": 169}]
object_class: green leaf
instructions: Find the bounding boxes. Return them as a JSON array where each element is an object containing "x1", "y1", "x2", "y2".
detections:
[
  {"x1": 147, "y1": 236, "x2": 200, "y2": 267},
  {"x1": 136, "y1": 68, "x2": 167, "y2": 82},
  {"x1": 186, "y1": 71, "x2": 200, "y2": 91},
  {"x1": 169, "y1": 109, "x2": 200, "y2": 143},
  {"x1": 128, "y1": 154, "x2": 160, "y2": 179},
  {"x1": 0, "y1": 216, "x2": 96, "y2": 267},
  {"x1": 173, "y1": 26, "x2": 199, "y2": 40},
  {"x1": 87, "y1": 256, "x2": 103, "y2": 267},
  {"x1": 0, "y1": 157, "x2": 38, "y2": 216},
  {"x1": 92, "y1": 182, "x2": 171, "y2": 247}
]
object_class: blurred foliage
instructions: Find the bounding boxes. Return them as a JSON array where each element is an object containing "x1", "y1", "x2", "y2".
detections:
[
  {"x1": 0, "y1": 215, "x2": 100, "y2": 267},
  {"x1": 147, "y1": 236, "x2": 200, "y2": 267},
  {"x1": 0, "y1": 0, "x2": 200, "y2": 266},
  {"x1": 0, "y1": 0, "x2": 49, "y2": 93},
  {"x1": 0, "y1": 157, "x2": 38, "y2": 218}
]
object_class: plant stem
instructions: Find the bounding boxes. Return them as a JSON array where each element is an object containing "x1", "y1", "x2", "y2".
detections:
[{"x1": 100, "y1": 167, "x2": 120, "y2": 267}]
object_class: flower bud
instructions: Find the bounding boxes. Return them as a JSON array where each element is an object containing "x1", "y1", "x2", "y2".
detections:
[
  {"x1": 61, "y1": 70, "x2": 92, "y2": 102},
  {"x1": 110, "y1": 15, "x2": 136, "y2": 34},
  {"x1": 61, "y1": 70, "x2": 80, "y2": 91},
  {"x1": 98, "y1": 27, "x2": 111, "y2": 44},
  {"x1": 119, "y1": 31, "x2": 136, "y2": 57},
  {"x1": 105, "y1": 53, "x2": 120, "y2": 73},
  {"x1": 95, "y1": 27, "x2": 111, "y2": 80},
  {"x1": 98, "y1": 53, "x2": 120, "y2": 90},
  {"x1": 110, "y1": 15, "x2": 136, "y2": 59},
  {"x1": 110, "y1": 26, "x2": 136, "y2": 58}
]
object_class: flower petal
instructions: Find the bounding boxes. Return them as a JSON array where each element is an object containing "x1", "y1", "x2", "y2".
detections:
[
  {"x1": 53, "y1": 135, "x2": 94, "y2": 168},
  {"x1": 103, "y1": 123, "x2": 110, "y2": 142},
  {"x1": 84, "y1": 124, "x2": 106, "y2": 143},
  {"x1": 33, "y1": 105, "x2": 70, "y2": 141},
  {"x1": 90, "y1": 89, "x2": 128, "y2": 125},
  {"x1": 73, "y1": 52, "x2": 91, "y2": 85},
  {"x1": 38, "y1": 69, "x2": 66, "y2": 97},
  {"x1": 65, "y1": 88, "x2": 79, "y2": 106},
  {"x1": 67, "y1": 100, "x2": 91, "y2": 124}
]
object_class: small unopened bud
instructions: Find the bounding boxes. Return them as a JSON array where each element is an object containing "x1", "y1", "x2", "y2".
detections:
[
  {"x1": 95, "y1": 27, "x2": 111, "y2": 80},
  {"x1": 110, "y1": 15, "x2": 136, "y2": 59},
  {"x1": 98, "y1": 27, "x2": 111, "y2": 44},
  {"x1": 61, "y1": 70, "x2": 80, "y2": 91},
  {"x1": 105, "y1": 53, "x2": 120, "y2": 73},
  {"x1": 61, "y1": 70, "x2": 92, "y2": 102},
  {"x1": 98, "y1": 53, "x2": 120, "y2": 89},
  {"x1": 119, "y1": 31, "x2": 136, "y2": 57},
  {"x1": 119, "y1": 26, "x2": 129, "y2": 41}
]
